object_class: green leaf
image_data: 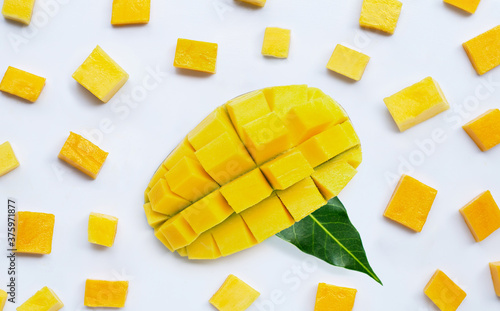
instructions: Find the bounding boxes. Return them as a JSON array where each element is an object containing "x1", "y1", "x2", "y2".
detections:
[{"x1": 276, "y1": 197, "x2": 382, "y2": 285}]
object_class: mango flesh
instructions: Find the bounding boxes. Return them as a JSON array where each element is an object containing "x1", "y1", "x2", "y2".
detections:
[
  {"x1": 424, "y1": 270, "x2": 466, "y2": 311},
  {"x1": 144, "y1": 85, "x2": 362, "y2": 259},
  {"x1": 15, "y1": 211, "x2": 55, "y2": 255},
  {"x1": 17, "y1": 286, "x2": 64, "y2": 311},
  {"x1": 84, "y1": 280, "x2": 129, "y2": 308},
  {"x1": 0, "y1": 66, "x2": 46, "y2": 102},
  {"x1": 209, "y1": 275, "x2": 260, "y2": 311},
  {"x1": 314, "y1": 283, "x2": 357, "y2": 311}
]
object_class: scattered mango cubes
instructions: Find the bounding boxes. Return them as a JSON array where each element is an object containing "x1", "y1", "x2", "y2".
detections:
[
  {"x1": 111, "y1": 0, "x2": 150, "y2": 25},
  {"x1": 460, "y1": 190, "x2": 500, "y2": 242},
  {"x1": 84, "y1": 280, "x2": 129, "y2": 308},
  {"x1": 1, "y1": 0, "x2": 35, "y2": 24},
  {"x1": 424, "y1": 270, "x2": 466, "y2": 311},
  {"x1": 359, "y1": 0, "x2": 402, "y2": 35},
  {"x1": 463, "y1": 109, "x2": 500, "y2": 151},
  {"x1": 174, "y1": 38, "x2": 218, "y2": 74},
  {"x1": 237, "y1": 0, "x2": 265, "y2": 7},
  {"x1": 0, "y1": 289, "x2": 5, "y2": 310},
  {"x1": 463, "y1": 25, "x2": 500, "y2": 75},
  {"x1": 384, "y1": 77, "x2": 450, "y2": 132},
  {"x1": 58, "y1": 132, "x2": 109, "y2": 179},
  {"x1": 0, "y1": 142, "x2": 20, "y2": 177},
  {"x1": 384, "y1": 175, "x2": 438, "y2": 232},
  {"x1": 15, "y1": 211, "x2": 55, "y2": 255},
  {"x1": 327, "y1": 44, "x2": 370, "y2": 81},
  {"x1": 444, "y1": 0, "x2": 481, "y2": 14},
  {"x1": 489, "y1": 262, "x2": 500, "y2": 297},
  {"x1": 72, "y1": 45, "x2": 129, "y2": 102},
  {"x1": 314, "y1": 283, "x2": 357, "y2": 311},
  {"x1": 261, "y1": 27, "x2": 291, "y2": 59},
  {"x1": 0, "y1": 66, "x2": 45, "y2": 102},
  {"x1": 209, "y1": 275, "x2": 260, "y2": 311},
  {"x1": 88, "y1": 212, "x2": 119, "y2": 247},
  {"x1": 17, "y1": 286, "x2": 64, "y2": 311}
]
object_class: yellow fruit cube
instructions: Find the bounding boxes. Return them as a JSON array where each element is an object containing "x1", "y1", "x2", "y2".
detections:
[
  {"x1": 177, "y1": 247, "x2": 187, "y2": 257},
  {"x1": 383, "y1": 175, "x2": 438, "y2": 232},
  {"x1": 327, "y1": 44, "x2": 370, "y2": 81},
  {"x1": 241, "y1": 194, "x2": 294, "y2": 242},
  {"x1": 444, "y1": 0, "x2": 481, "y2": 13},
  {"x1": 58, "y1": 132, "x2": 109, "y2": 179},
  {"x1": 463, "y1": 25, "x2": 500, "y2": 75},
  {"x1": 260, "y1": 150, "x2": 314, "y2": 190},
  {"x1": 332, "y1": 145, "x2": 363, "y2": 169},
  {"x1": 163, "y1": 137, "x2": 196, "y2": 169},
  {"x1": 15, "y1": 211, "x2": 55, "y2": 255},
  {"x1": 88, "y1": 212, "x2": 118, "y2": 247},
  {"x1": 307, "y1": 87, "x2": 325, "y2": 100},
  {"x1": 0, "y1": 66, "x2": 45, "y2": 102},
  {"x1": 211, "y1": 214, "x2": 257, "y2": 256},
  {"x1": 147, "y1": 165, "x2": 167, "y2": 189},
  {"x1": 17, "y1": 286, "x2": 63, "y2": 311},
  {"x1": 263, "y1": 85, "x2": 308, "y2": 117},
  {"x1": 111, "y1": 0, "x2": 150, "y2": 25},
  {"x1": 159, "y1": 214, "x2": 198, "y2": 250},
  {"x1": 84, "y1": 280, "x2": 129, "y2": 308},
  {"x1": 226, "y1": 90, "x2": 271, "y2": 137},
  {"x1": 277, "y1": 177, "x2": 327, "y2": 221},
  {"x1": 154, "y1": 226, "x2": 174, "y2": 252},
  {"x1": 490, "y1": 262, "x2": 500, "y2": 297},
  {"x1": 186, "y1": 231, "x2": 221, "y2": 260},
  {"x1": 463, "y1": 109, "x2": 500, "y2": 152},
  {"x1": 314, "y1": 283, "x2": 357, "y2": 311},
  {"x1": 144, "y1": 188, "x2": 150, "y2": 202},
  {"x1": 0, "y1": 141, "x2": 20, "y2": 177},
  {"x1": 148, "y1": 178, "x2": 190, "y2": 215},
  {"x1": 312, "y1": 160, "x2": 358, "y2": 200},
  {"x1": 181, "y1": 190, "x2": 233, "y2": 234},
  {"x1": 359, "y1": 0, "x2": 402, "y2": 35},
  {"x1": 174, "y1": 38, "x2": 218, "y2": 74},
  {"x1": 188, "y1": 106, "x2": 239, "y2": 150},
  {"x1": 237, "y1": 0, "x2": 265, "y2": 7},
  {"x1": 424, "y1": 270, "x2": 466, "y2": 311},
  {"x1": 460, "y1": 190, "x2": 500, "y2": 242},
  {"x1": 143, "y1": 203, "x2": 169, "y2": 227},
  {"x1": 72, "y1": 45, "x2": 129, "y2": 102},
  {"x1": 210, "y1": 275, "x2": 260, "y2": 311},
  {"x1": 1, "y1": 0, "x2": 35, "y2": 24},
  {"x1": 0, "y1": 289, "x2": 6, "y2": 310},
  {"x1": 261, "y1": 27, "x2": 291, "y2": 59},
  {"x1": 384, "y1": 77, "x2": 450, "y2": 132}
]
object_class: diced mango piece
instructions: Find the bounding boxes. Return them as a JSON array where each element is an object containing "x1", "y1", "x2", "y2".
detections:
[
  {"x1": 260, "y1": 150, "x2": 314, "y2": 190},
  {"x1": 84, "y1": 280, "x2": 129, "y2": 308},
  {"x1": 210, "y1": 275, "x2": 260, "y2": 311},
  {"x1": 174, "y1": 38, "x2": 218, "y2": 74},
  {"x1": 261, "y1": 27, "x2": 291, "y2": 59},
  {"x1": 314, "y1": 283, "x2": 357, "y2": 311},
  {"x1": 1, "y1": 0, "x2": 35, "y2": 24},
  {"x1": 0, "y1": 289, "x2": 6, "y2": 310},
  {"x1": 148, "y1": 178, "x2": 190, "y2": 215},
  {"x1": 88, "y1": 212, "x2": 118, "y2": 247},
  {"x1": 277, "y1": 177, "x2": 327, "y2": 221},
  {"x1": 460, "y1": 190, "x2": 500, "y2": 242},
  {"x1": 163, "y1": 137, "x2": 196, "y2": 169},
  {"x1": 463, "y1": 25, "x2": 500, "y2": 75},
  {"x1": 186, "y1": 231, "x2": 221, "y2": 260},
  {"x1": 143, "y1": 203, "x2": 168, "y2": 228},
  {"x1": 154, "y1": 226, "x2": 174, "y2": 252},
  {"x1": 237, "y1": 0, "x2": 265, "y2": 7},
  {"x1": 211, "y1": 214, "x2": 257, "y2": 256},
  {"x1": 307, "y1": 87, "x2": 325, "y2": 100},
  {"x1": 188, "y1": 106, "x2": 239, "y2": 150},
  {"x1": 144, "y1": 187, "x2": 150, "y2": 202},
  {"x1": 384, "y1": 77, "x2": 450, "y2": 132},
  {"x1": 72, "y1": 46, "x2": 128, "y2": 102},
  {"x1": 147, "y1": 165, "x2": 167, "y2": 189},
  {"x1": 220, "y1": 169, "x2": 273, "y2": 213},
  {"x1": 489, "y1": 262, "x2": 500, "y2": 297},
  {"x1": 312, "y1": 160, "x2": 358, "y2": 200},
  {"x1": 359, "y1": 0, "x2": 402, "y2": 35},
  {"x1": 58, "y1": 132, "x2": 109, "y2": 179},
  {"x1": 165, "y1": 157, "x2": 219, "y2": 202},
  {"x1": 0, "y1": 141, "x2": 20, "y2": 177},
  {"x1": 444, "y1": 0, "x2": 481, "y2": 14},
  {"x1": 383, "y1": 175, "x2": 438, "y2": 232},
  {"x1": 0, "y1": 66, "x2": 45, "y2": 102},
  {"x1": 17, "y1": 286, "x2": 63, "y2": 311},
  {"x1": 424, "y1": 270, "x2": 466, "y2": 311},
  {"x1": 241, "y1": 194, "x2": 294, "y2": 242},
  {"x1": 177, "y1": 247, "x2": 187, "y2": 257},
  {"x1": 15, "y1": 211, "x2": 55, "y2": 255},
  {"x1": 263, "y1": 85, "x2": 308, "y2": 117},
  {"x1": 327, "y1": 44, "x2": 370, "y2": 81},
  {"x1": 111, "y1": 0, "x2": 150, "y2": 25},
  {"x1": 463, "y1": 109, "x2": 500, "y2": 151},
  {"x1": 323, "y1": 96, "x2": 349, "y2": 123},
  {"x1": 332, "y1": 145, "x2": 363, "y2": 169},
  {"x1": 226, "y1": 90, "x2": 271, "y2": 137},
  {"x1": 181, "y1": 190, "x2": 233, "y2": 234},
  {"x1": 159, "y1": 213, "x2": 198, "y2": 250}
]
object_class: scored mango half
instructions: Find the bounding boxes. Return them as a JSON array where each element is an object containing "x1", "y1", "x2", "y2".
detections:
[{"x1": 144, "y1": 85, "x2": 362, "y2": 259}]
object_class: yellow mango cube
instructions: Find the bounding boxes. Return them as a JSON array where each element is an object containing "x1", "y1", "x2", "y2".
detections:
[
  {"x1": 312, "y1": 160, "x2": 358, "y2": 200},
  {"x1": 359, "y1": 0, "x2": 402, "y2": 35},
  {"x1": 489, "y1": 262, "x2": 500, "y2": 297},
  {"x1": 383, "y1": 175, "x2": 438, "y2": 232},
  {"x1": 144, "y1": 187, "x2": 150, "y2": 202},
  {"x1": 15, "y1": 211, "x2": 55, "y2": 255},
  {"x1": 384, "y1": 77, "x2": 450, "y2": 132},
  {"x1": 111, "y1": 0, "x2": 150, "y2": 25},
  {"x1": 211, "y1": 214, "x2": 257, "y2": 256},
  {"x1": 186, "y1": 231, "x2": 221, "y2": 260},
  {"x1": 463, "y1": 109, "x2": 500, "y2": 152},
  {"x1": 58, "y1": 132, "x2": 109, "y2": 179},
  {"x1": 314, "y1": 283, "x2": 357, "y2": 311},
  {"x1": 148, "y1": 178, "x2": 190, "y2": 215},
  {"x1": 88, "y1": 212, "x2": 118, "y2": 247},
  {"x1": 463, "y1": 25, "x2": 500, "y2": 75},
  {"x1": 226, "y1": 90, "x2": 271, "y2": 137},
  {"x1": 72, "y1": 45, "x2": 129, "y2": 102},
  {"x1": 261, "y1": 27, "x2": 291, "y2": 59},
  {"x1": 1, "y1": 0, "x2": 35, "y2": 24},
  {"x1": 181, "y1": 190, "x2": 233, "y2": 234},
  {"x1": 424, "y1": 270, "x2": 466, "y2": 311},
  {"x1": 332, "y1": 145, "x2": 363, "y2": 169},
  {"x1": 84, "y1": 280, "x2": 129, "y2": 308},
  {"x1": 444, "y1": 0, "x2": 481, "y2": 13},
  {"x1": 163, "y1": 137, "x2": 196, "y2": 169},
  {"x1": 277, "y1": 177, "x2": 327, "y2": 221},
  {"x1": 154, "y1": 226, "x2": 174, "y2": 252},
  {"x1": 174, "y1": 38, "x2": 218, "y2": 74},
  {"x1": 177, "y1": 247, "x2": 187, "y2": 257},
  {"x1": 260, "y1": 150, "x2": 314, "y2": 190},
  {"x1": 159, "y1": 214, "x2": 198, "y2": 250},
  {"x1": 237, "y1": 0, "x2": 265, "y2": 7},
  {"x1": 327, "y1": 44, "x2": 370, "y2": 81},
  {"x1": 0, "y1": 66, "x2": 45, "y2": 102},
  {"x1": 143, "y1": 203, "x2": 169, "y2": 227},
  {"x1": 0, "y1": 141, "x2": 20, "y2": 177},
  {"x1": 460, "y1": 190, "x2": 500, "y2": 242},
  {"x1": 263, "y1": 85, "x2": 308, "y2": 117},
  {"x1": 147, "y1": 165, "x2": 168, "y2": 189},
  {"x1": 0, "y1": 289, "x2": 6, "y2": 310},
  {"x1": 17, "y1": 286, "x2": 63, "y2": 311},
  {"x1": 188, "y1": 106, "x2": 239, "y2": 150},
  {"x1": 210, "y1": 275, "x2": 260, "y2": 311}
]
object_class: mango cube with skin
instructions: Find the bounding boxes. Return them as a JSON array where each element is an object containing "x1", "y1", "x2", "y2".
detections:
[
  {"x1": 489, "y1": 262, "x2": 500, "y2": 297},
  {"x1": 0, "y1": 141, "x2": 20, "y2": 177},
  {"x1": 159, "y1": 213, "x2": 198, "y2": 250},
  {"x1": 148, "y1": 178, "x2": 190, "y2": 215},
  {"x1": 186, "y1": 231, "x2": 221, "y2": 260},
  {"x1": 0, "y1": 289, "x2": 6, "y2": 310},
  {"x1": 111, "y1": 0, "x2": 150, "y2": 25},
  {"x1": 210, "y1": 275, "x2": 260, "y2": 311},
  {"x1": 463, "y1": 26, "x2": 500, "y2": 75},
  {"x1": 16, "y1": 211, "x2": 55, "y2": 255},
  {"x1": 424, "y1": 270, "x2": 466, "y2": 311},
  {"x1": 359, "y1": 0, "x2": 402, "y2": 35},
  {"x1": 163, "y1": 137, "x2": 196, "y2": 169},
  {"x1": 277, "y1": 177, "x2": 327, "y2": 221},
  {"x1": 174, "y1": 38, "x2": 218, "y2": 74},
  {"x1": 84, "y1": 280, "x2": 129, "y2": 308},
  {"x1": 327, "y1": 45, "x2": 370, "y2": 81},
  {"x1": 260, "y1": 150, "x2": 314, "y2": 190},
  {"x1": 58, "y1": 132, "x2": 109, "y2": 179},
  {"x1": 143, "y1": 203, "x2": 169, "y2": 227},
  {"x1": 237, "y1": 0, "x2": 265, "y2": 7},
  {"x1": 72, "y1": 45, "x2": 129, "y2": 103},
  {"x1": 314, "y1": 283, "x2": 357, "y2": 311},
  {"x1": 384, "y1": 77, "x2": 450, "y2": 132},
  {"x1": 211, "y1": 214, "x2": 257, "y2": 256},
  {"x1": 383, "y1": 175, "x2": 438, "y2": 232},
  {"x1": 262, "y1": 27, "x2": 291, "y2": 59},
  {"x1": 181, "y1": 190, "x2": 233, "y2": 234},
  {"x1": 460, "y1": 190, "x2": 500, "y2": 242},
  {"x1": 444, "y1": 0, "x2": 481, "y2": 14},
  {"x1": 263, "y1": 85, "x2": 308, "y2": 117},
  {"x1": 463, "y1": 109, "x2": 500, "y2": 151},
  {"x1": 226, "y1": 90, "x2": 271, "y2": 137},
  {"x1": 188, "y1": 106, "x2": 240, "y2": 150},
  {"x1": 312, "y1": 160, "x2": 358, "y2": 200},
  {"x1": 17, "y1": 286, "x2": 64, "y2": 311},
  {"x1": 0, "y1": 66, "x2": 46, "y2": 102},
  {"x1": 1, "y1": 0, "x2": 35, "y2": 24},
  {"x1": 88, "y1": 213, "x2": 118, "y2": 247}
]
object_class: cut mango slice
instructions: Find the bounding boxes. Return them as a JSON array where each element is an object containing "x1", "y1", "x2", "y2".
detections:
[
  {"x1": 424, "y1": 270, "x2": 466, "y2": 311},
  {"x1": 327, "y1": 44, "x2": 370, "y2": 81},
  {"x1": 210, "y1": 275, "x2": 260, "y2": 311},
  {"x1": 84, "y1": 280, "x2": 128, "y2": 308},
  {"x1": 186, "y1": 231, "x2": 221, "y2": 260},
  {"x1": 148, "y1": 178, "x2": 190, "y2": 215},
  {"x1": 181, "y1": 190, "x2": 233, "y2": 234},
  {"x1": 490, "y1": 262, "x2": 500, "y2": 297},
  {"x1": 314, "y1": 283, "x2": 357, "y2": 311},
  {"x1": 163, "y1": 137, "x2": 197, "y2": 169},
  {"x1": 463, "y1": 109, "x2": 500, "y2": 152},
  {"x1": 0, "y1": 141, "x2": 20, "y2": 177},
  {"x1": 260, "y1": 150, "x2": 314, "y2": 190},
  {"x1": 158, "y1": 213, "x2": 198, "y2": 250},
  {"x1": 17, "y1": 286, "x2": 63, "y2": 311},
  {"x1": 262, "y1": 27, "x2": 291, "y2": 59},
  {"x1": 444, "y1": 0, "x2": 481, "y2": 14},
  {"x1": 111, "y1": 0, "x2": 150, "y2": 25},
  {"x1": 460, "y1": 190, "x2": 500, "y2": 242},
  {"x1": 88, "y1": 212, "x2": 118, "y2": 247},
  {"x1": 211, "y1": 214, "x2": 257, "y2": 256},
  {"x1": 277, "y1": 177, "x2": 327, "y2": 221},
  {"x1": 359, "y1": 0, "x2": 402, "y2": 35},
  {"x1": 263, "y1": 84, "x2": 308, "y2": 117},
  {"x1": 15, "y1": 211, "x2": 55, "y2": 255},
  {"x1": 1, "y1": 0, "x2": 35, "y2": 24},
  {"x1": 143, "y1": 203, "x2": 169, "y2": 227},
  {"x1": 463, "y1": 25, "x2": 500, "y2": 75},
  {"x1": 174, "y1": 38, "x2": 218, "y2": 74},
  {"x1": 0, "y1": 66, "x2": 45, "y2": 102},
  {"x1": 312, "y1": 160, "x2": 358, "y2": 200},
  {"x1": 226, "y1": 90, "x2": 271, "y2": 137},
  {"x1": 0, "y1": 289, "x2": 6, "y2": 310}
]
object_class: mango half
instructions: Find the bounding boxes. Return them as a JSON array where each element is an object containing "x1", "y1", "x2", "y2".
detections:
[{"x1": 144, "y1": 85, "x2": 362, "y2": 259}]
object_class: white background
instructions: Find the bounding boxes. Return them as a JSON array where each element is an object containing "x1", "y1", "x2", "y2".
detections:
[{"x1": 1, "y1": 0, "x2": 500, "y2": 310}]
